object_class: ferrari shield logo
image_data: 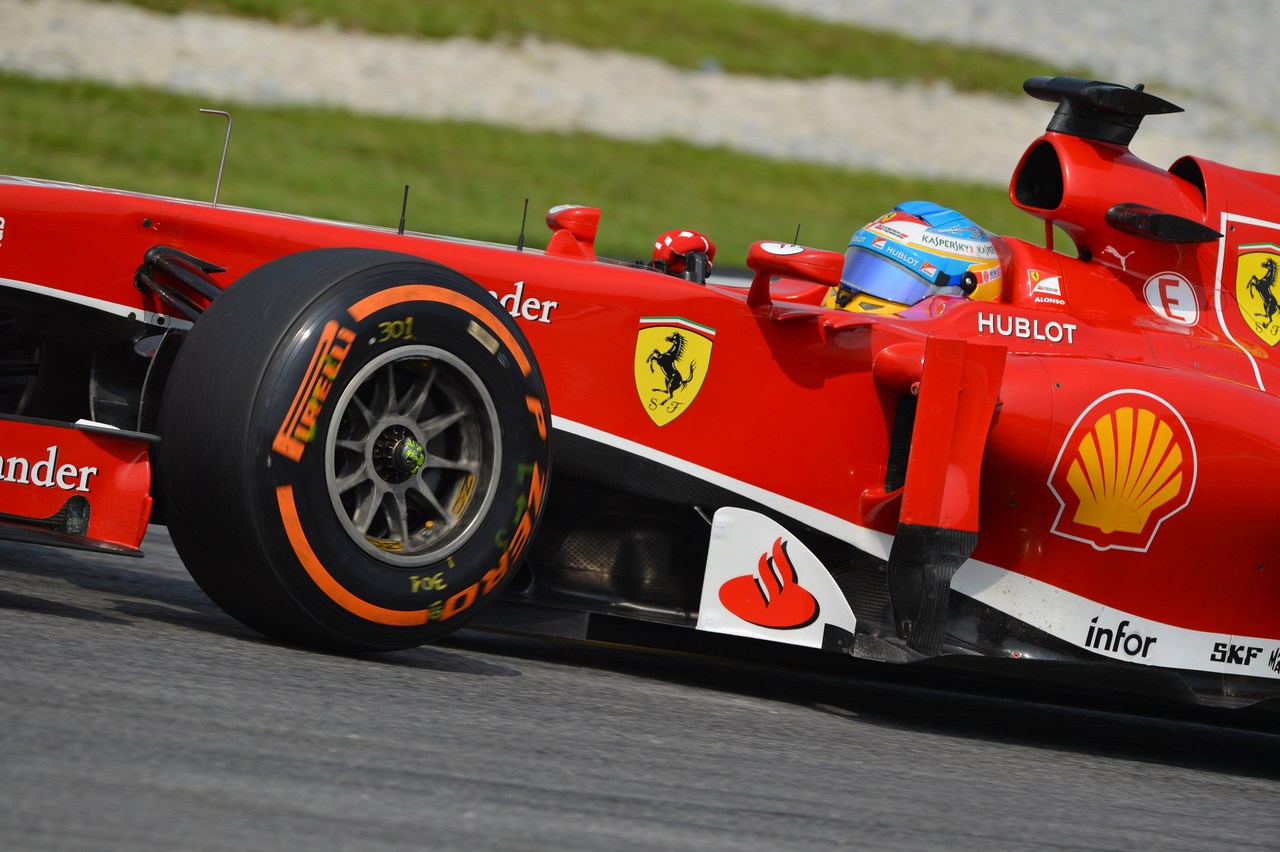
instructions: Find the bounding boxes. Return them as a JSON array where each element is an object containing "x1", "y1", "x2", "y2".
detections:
[
  {"x1": 1235, "y1": 244, "x2": 1280, "y2": 346},
  {"x1": 634, "y1": 317, "x2": 714, "y2": 426}
]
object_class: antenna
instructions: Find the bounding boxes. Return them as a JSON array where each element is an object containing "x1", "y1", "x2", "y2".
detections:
[
  {"x1": 517, "y1": 198, "x2": 529, "y2": 251},
  {"x1": 398, "y1": 185, "x2": 409, "y2": 235},
  {"x1": 198, "y1": 109, "x2": 232, "y2": 207},
  {"x1": 793, "y1": 223, "x2": 802, "y2": 245}
]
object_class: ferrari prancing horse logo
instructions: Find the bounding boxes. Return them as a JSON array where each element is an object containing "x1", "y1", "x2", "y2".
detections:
[
  {"x1": 634, "y1": 317, "x2": 714, "y2": 426},
  {"x1": 1236, "y1": 244, "x2": 1280, "y2": 346}
]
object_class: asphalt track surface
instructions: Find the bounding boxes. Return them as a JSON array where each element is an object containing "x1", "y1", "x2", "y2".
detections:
[{"x1": 3, "y1": 528, "x2": 1280, "y2": 851}]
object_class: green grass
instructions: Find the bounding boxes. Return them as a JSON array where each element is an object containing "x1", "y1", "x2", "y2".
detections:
[
  {"x1": 2, "y1": 0, "x2": 1079, "y2": 261},
  {"x1": 1, "y1": 73, "x2": 1045, "y2": 262},
  {"x1": 102, "y1": 0, "x2": 1091, "y2": 96}
]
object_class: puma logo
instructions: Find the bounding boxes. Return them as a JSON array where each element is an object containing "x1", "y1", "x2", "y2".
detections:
[{"x1": 1104, "y1": 246, "x2": 1135, "y2": 272}]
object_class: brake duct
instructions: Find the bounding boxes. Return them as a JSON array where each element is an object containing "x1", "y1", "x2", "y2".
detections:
[{"x1": 872, "y1": 336, "x2": 1006, "y2": 656}]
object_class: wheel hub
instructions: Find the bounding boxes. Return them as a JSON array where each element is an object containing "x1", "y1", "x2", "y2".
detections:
[{"x1": 372, "y1": 425, "x2": 427, "y2": 484}]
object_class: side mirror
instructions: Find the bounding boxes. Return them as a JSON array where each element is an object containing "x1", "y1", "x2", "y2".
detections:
[
  {"x1": 745, "y1": 242, "x2": 843, "y2": 308},
  {"x1": 545, "y1": 204, "x2": 601, "y2": 260}
]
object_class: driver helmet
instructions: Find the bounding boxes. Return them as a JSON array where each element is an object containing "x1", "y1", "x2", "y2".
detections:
[{"x1": 822, "y1": 200, "x2": 1002, "y2": 315}]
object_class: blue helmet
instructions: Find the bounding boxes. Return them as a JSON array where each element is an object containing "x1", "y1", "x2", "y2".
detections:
[{"x1": 823, "y1": 201, "x2": 1003, "y2": 314}]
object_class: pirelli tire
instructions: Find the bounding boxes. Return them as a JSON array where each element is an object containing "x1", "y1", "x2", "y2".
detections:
[{"x1": 156, "y1": 248, "x2": 551, "y2": 652}]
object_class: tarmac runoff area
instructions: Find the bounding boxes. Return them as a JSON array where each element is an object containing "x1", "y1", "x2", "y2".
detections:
[{"x1": 0, "y1": 0, "x2": 1278, "y2": 186}]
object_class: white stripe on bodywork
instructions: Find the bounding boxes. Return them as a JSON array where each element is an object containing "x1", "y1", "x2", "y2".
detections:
[
  {"x1": 1212, "y1": 211, "x2": 1267, "y2": 391},
  {"x1": 954, "y1": 558, "x2": 1280, "y2": 679},
  {"x1": 552, "y1": 416, "x2": 894, "y2": 559},
  {"x1": 0, "y1": 276, "x2": 193, "y2": 329}
]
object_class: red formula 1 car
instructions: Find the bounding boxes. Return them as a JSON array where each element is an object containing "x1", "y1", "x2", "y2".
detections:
[{"x1": 3, "y1": 77, "x2": 1280, "y2": 710}]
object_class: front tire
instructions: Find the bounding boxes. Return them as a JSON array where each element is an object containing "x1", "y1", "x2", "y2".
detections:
[{"x1": 157, "y1": 248, "x2": 550, "y2": 651}]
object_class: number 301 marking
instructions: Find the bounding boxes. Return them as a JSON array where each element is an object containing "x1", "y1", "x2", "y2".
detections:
[{"x1": 377, "y1": 317, "x2": 415, "y2": 342}]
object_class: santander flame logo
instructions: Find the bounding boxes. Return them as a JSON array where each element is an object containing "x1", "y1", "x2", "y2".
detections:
[{"x1": 717, "y1": 537, "x2": 819, "y2": 630}]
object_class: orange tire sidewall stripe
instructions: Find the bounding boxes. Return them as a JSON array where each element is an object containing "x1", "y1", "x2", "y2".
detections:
[
  {"x1": 346, "y1": 284, "x2": 533, "y2": 377},
  {"x1": 276, "y1": 484, "x2": 428, "y2": 626}
]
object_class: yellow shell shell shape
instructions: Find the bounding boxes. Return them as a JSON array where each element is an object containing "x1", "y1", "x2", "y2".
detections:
[{"x1": 1065, "y1": 406, "x2": 1184, "y2": 535}]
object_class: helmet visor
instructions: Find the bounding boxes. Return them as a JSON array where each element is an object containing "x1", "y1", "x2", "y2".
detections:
[{"x1": 839, "y1": 246, "x2": 966, "y2": 307}]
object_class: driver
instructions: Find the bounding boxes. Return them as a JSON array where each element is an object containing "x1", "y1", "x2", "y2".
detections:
[{"x1": 822, "y1": 200, "x2": 1002, "y2": 314}]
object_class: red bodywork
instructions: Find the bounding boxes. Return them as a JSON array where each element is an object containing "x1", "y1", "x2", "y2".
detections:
[{"x1": 4, "y1": 79, "x2": 1280, "y2": 703}]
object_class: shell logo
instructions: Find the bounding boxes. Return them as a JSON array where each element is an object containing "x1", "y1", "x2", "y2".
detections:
[{"x1": 1048, "y1": 391, "x2": 1196, "y2": 552}]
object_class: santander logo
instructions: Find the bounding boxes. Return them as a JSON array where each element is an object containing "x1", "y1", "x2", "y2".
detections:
[
  {"x1": 717, "y1": 537, "x2": 819, "y2": 630},
  {"x1": 696, "y1": 508, "x2": 858, "y2": 649}
]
